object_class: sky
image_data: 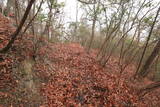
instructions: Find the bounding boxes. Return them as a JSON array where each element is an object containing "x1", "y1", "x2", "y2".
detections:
[
  {"x1": 58, "y1": 0, "x2": 83, "y2": 23},
  {"x1": 1, "y1": 0, "x2": 159, "y2": 25},
  {"x1": 0, "y1": 0, "x2": 81, "y2": 25},
  {"x1": 61, "y1": 0, "x2": 77, "y2": 22},
  {"x1": 57, "y1": 0, "x2": 160, "y2": 23}
]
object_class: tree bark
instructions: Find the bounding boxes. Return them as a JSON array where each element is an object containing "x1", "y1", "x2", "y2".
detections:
[
  {"x1": 87, "y1": 16, "x2": 96, "y2": 53},
  {"x1": 14, "y1": 0, "x2": 20, "y2": 26},
  {"x1": 22, "y1": 0, "x2": 43, "y2": 35},
  {"x1": 6, "y1": 0, "x2": 12, "y2": 15},
  {"x1": 139, "y1": 81, "x2": 160, "y2": 97},
  {"x1": 87, "y1": 0, "x2": 99, "y2": 53},
  {"x1": 42, "y1": 0, "x2": 53, "y2": 40},
  {"x1": 77, "y1": 0, "x2": 96, "y2": 4},
  {"x1": 134, "y1": 7, "x2": 160, "y2": 78},
  {"x1": 138, "y1": 38, "x2": 160, "y2": 78},
  {"x1": 6, "y1": 0, "x2": 16, "y2": 16},
  {"x1": 0, "y1": 0, "x2": 35, "y2": 53}
]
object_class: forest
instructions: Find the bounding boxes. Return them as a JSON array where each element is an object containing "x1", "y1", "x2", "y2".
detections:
[{"x1": 0, "y1": 0, "x2": 160, "y2": 106}]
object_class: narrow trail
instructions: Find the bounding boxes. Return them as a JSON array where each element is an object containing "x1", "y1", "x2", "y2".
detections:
[
  {"x1": 0, "y1": 13, "x2": 160, "y2": 107},
  {"x1": 39, "y1": 44, "x2": 140, "y2": 107}
]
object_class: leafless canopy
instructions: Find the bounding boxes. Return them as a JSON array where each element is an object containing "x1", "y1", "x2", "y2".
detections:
[{"x1": 77, "y1": 0, "x2": 97, "y2": 4}]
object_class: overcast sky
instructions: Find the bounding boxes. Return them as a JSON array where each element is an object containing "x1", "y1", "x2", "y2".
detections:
[
  {"x1": 58, "y1": 0, "x2": 83, "y2": 23},
  {"x1": 1, "y1": 0, "x2": 159, "y2": 24},
  {"x1": 58, "y1": 0, "x2": 160, "y2": 23}
]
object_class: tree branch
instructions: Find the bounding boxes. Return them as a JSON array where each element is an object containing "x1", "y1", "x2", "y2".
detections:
[
  {"x1": 22, "y1": 0, "x2": 44, "y2": 35},
  {"x1": 77, "y1": 0, "x2": 96, "y2": 4},
  {"x1": 0, "y1": 0, "x2": 35, "y2": 53}
]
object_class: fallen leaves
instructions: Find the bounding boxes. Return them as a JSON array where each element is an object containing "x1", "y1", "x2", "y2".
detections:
[
  {"x1": 0, "y1": 13, "x2": 160, "y2": 107},
  {"x1": 39, "y1": 43, "x2": 142, "y2": 106}
]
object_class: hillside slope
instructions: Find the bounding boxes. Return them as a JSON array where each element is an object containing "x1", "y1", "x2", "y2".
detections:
[
  {"x1": 0, "y1": 14, "x2": 160, "y2": 107},
  {"x1": 39, "y1": 43, "x2": 140, "y2": 106}
]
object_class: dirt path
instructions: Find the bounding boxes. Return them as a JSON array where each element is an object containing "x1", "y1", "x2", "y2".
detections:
[
  {"x1": 0, "y1": 13, "x2": 159, "y2": 107},
  {"x1": 39, "y1": 44, "x2": 140, "y2": 107}
]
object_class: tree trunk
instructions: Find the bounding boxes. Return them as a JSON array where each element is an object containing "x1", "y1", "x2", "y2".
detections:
[
  {"x1": 87, "y1": 17, "x2": 96, "y2": 53},
  {"x1": 22, "y1": 0, "x2": 43, "y2": 35},
  {"x1": 0, "y1": 0, "x2": 35, "y2": 53},
  {"x1": 87, "y1": 0, "x2": 97, "y2": 53},
  {"x1": 134, "y1": 7, "x2": 160, "y2": 78},
  {"x1": 31, "y1": 1, "x2": 36, "y2": 35},
  {"x1": 14, "y1": 0, "x2": 20, "y2": 26},
  {"x1": 0, "y1": 1, "x2": 4, "y2": 14},
  {"x1": 139, "y1": 81, "x2": 160, "y2": 97},
  {"x1": 6, "y1": 0, "x2": 14, "y2": 16},
  {"x1": 138, "y1": 39, "x2": 160, "y2": 78},
  {"x1": 43, "y1": 4, "x2": 52, "y2": 39}
]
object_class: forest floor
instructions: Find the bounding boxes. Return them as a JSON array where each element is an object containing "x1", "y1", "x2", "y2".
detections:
[{"x1": 0, "y1": 14, "x2": 160, "y2": 107}]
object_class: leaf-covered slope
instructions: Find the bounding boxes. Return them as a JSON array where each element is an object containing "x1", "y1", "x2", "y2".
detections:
[
  {"x1": 0, "y1": 13, "x2": 159, "y2": 107},
  {"x1": 39, "y1": 43, "x2": 144, "y2": 107}
]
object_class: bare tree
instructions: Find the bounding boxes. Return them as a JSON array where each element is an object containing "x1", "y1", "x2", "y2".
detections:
[
  {"x1": 134, "y1": 7, "x2": 160, "y2": 78},
  {"x1": 77, "y1": 0, "x2": 96, "y2": 4},
  {"x1": 22, "y1": 0, "x2": 44, "y2": 35},
  {"x1": 138, "y1": 37, "x2": 160, "y2": 78},
  {"x1": 0, "y1": 0, "x2": 4, "y2": 14},
  {"x1": 0, "y1": 0, "x2": 36, "y2": 53}
]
